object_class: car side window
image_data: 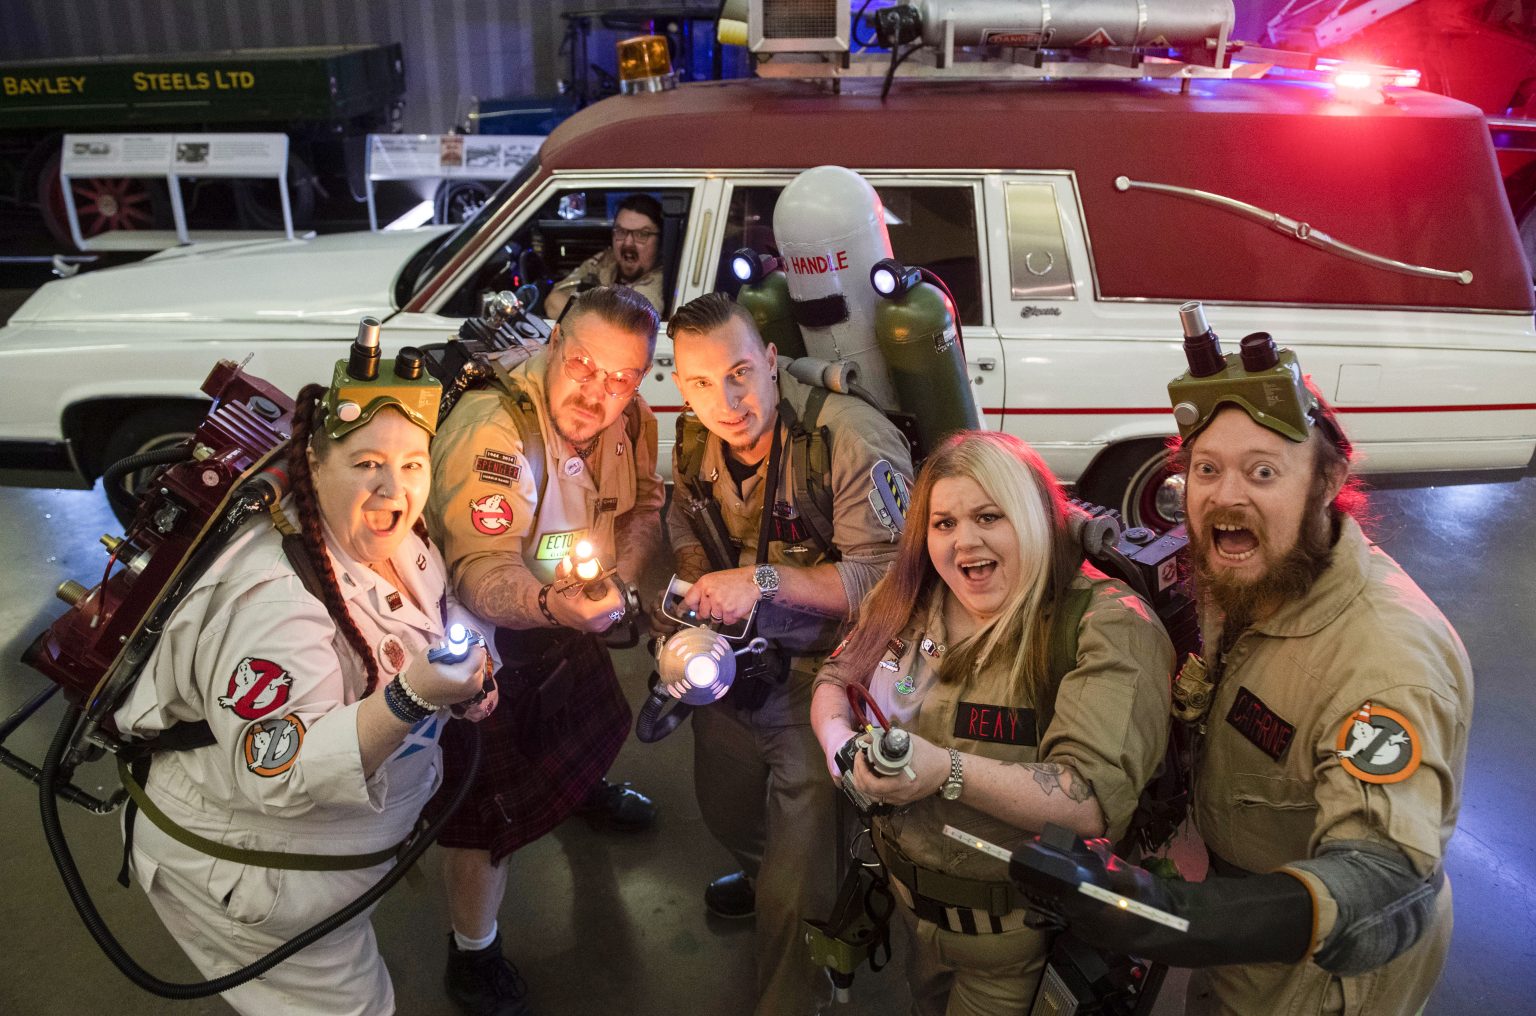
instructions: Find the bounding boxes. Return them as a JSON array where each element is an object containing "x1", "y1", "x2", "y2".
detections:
[
  {"x1": 716, "y1": 183, "x2": 984, "y2": 326},
  {"x1": 1004, "y1": 181, "x2": 1075, "y2": 301},
  {"x1": 439, "y1": 186, "x2": 692, "y2": 319}
]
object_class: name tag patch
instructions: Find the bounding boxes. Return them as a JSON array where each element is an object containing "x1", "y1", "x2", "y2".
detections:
[
  {"x1": 954, "y1": 702, "x2": 1038, "y2": 746},
  {"x1": 1225, "y1": 686, "x2": 1296, "y2": 761}
]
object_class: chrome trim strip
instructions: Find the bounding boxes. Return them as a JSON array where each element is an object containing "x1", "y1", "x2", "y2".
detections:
[{"x1": 1114, "y1": 175, "x2": 1474, "y2": 285}]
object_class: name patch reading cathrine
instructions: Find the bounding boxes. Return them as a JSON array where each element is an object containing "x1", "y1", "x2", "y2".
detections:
[
  {"x1": 1225, "y1": 686, "x2": 1296, "y2": 761},
  {"x1": 953, "y1": 702, "x2": 1038, "y2": 747}
]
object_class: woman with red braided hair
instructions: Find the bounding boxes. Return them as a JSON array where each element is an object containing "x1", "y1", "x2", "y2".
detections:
[{"x1": 113, "y1": 349, "x2": 494, "y2": 1016}]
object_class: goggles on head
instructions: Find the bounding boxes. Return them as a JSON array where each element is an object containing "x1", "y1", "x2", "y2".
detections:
[
  {"x1": 322, "y1": 318, "x2": 442, "y2": 440},
  {"x1": 1167, "y1": 302, "x2": 1347, "y2": 451}
]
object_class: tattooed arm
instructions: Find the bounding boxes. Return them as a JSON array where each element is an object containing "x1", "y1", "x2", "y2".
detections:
[{"x1": 848, "y1": 740, "x2": 1108, "y2": 838}]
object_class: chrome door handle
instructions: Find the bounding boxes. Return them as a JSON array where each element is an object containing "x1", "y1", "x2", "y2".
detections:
[
  {"x1": 969, "y1": 358, "x2": 997, "y2": 371},
  {"x1": 656, "y1": 355, "x2": 674, "y2": 367}
]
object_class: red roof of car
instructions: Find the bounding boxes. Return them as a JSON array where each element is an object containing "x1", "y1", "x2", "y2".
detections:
[{"x1": 540, "y1": 77, "x2": 1532, "y2": 313}]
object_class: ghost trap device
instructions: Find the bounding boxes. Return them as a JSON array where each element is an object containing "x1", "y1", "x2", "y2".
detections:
[
  {"x1": 802, "y1": 830, "x2": 896, "y2": 1005},
  {"x1": 945, "y1": 824, "x2": 1180, "y2": 1016}
]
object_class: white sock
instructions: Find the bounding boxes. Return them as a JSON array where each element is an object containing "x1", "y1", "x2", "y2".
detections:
[{"x1": 454, "y1": 923, "x2": 498, "y2": 953}]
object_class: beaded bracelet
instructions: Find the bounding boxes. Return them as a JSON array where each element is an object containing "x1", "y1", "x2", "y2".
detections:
[
  {"x1": 383, "y1": 676, "x2": 433, "y2": 725},
  {"x1": 537, "y1": 583, "x2": 560, "y2": 626},
  {"x1": 395, "y1": 670, "x2": 437, "y2": 713}
]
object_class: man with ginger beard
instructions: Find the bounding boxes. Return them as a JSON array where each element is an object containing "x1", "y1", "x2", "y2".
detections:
[
  {"x1": 424, "y1": 286, "x2": 665, "y2": 1016},
  {"x1": 1046, "y1": 345, "x2": 1472, "y2": 1016}
]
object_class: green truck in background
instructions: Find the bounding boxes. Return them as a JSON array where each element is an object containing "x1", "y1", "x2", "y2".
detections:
[{"x1": 0, "y1": 44, "x2": 405, "y2": 247}]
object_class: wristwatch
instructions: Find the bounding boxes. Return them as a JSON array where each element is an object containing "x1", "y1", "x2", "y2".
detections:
[
  {"x1": 753, "y1": 563, "x2": 780, "y2": 602},
  {"x1": 939, "y1": 747, "x2": 964, "y2": 800}
]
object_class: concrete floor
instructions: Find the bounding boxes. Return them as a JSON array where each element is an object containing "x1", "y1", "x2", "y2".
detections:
[{"x1": 2, "y1": 477, "x2": 1533, "y2": 1015}]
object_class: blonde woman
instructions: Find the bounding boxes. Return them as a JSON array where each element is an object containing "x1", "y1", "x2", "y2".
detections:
[{"x1": 811, "y1": 431, "x2": 1174, "y2": 1015}]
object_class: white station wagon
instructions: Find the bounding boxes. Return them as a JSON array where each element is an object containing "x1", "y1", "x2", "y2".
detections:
[{"x1": 2, "y1": 73, "x2": 1533, "y2": 526}]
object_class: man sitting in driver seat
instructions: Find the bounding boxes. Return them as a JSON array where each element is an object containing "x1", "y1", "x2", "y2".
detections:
[{"x1": 545, "y1": 193, "x2": 666, "y2": 318}]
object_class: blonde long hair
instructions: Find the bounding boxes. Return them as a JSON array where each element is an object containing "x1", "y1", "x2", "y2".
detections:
[{"x1": 839, "y1": 431, "x2": 1082, "y2": 710}]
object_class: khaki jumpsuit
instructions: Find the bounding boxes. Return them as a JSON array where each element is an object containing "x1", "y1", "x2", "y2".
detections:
[
  {"x1": 425, "y1": 349, "x2": 665, "y2": 857},
  {"x1": 817, "y1": 574, "x2": 1174, "y2": 1016},
  {"x1": 667, "y1": 371, "x2": 913, "y2": 1016},
  {"x1": 1188, "y1": 517, "x2": 1471, "y2": 1016}
]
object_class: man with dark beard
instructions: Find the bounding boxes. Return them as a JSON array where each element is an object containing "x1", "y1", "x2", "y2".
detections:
[
  {"x1": 1030, "y1": 338, "x2": 1471, "y2": 1016},
  {"x1": 545, "y1": 193, "x2": 667, "y2": 319},
  {"x1": 424, "y1": 286, "x2": 666, "y2": 1016}
]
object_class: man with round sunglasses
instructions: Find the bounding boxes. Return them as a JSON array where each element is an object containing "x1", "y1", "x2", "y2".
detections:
[
  {"x1": 424, "y1": 286, "x2": 666, "y2": 1016},
  {"x1": 545, "y1": 193, "x2": 666, "y2": 320}
]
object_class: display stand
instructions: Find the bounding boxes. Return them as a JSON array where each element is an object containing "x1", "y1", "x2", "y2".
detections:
[
  {"x1": 60, "y1": 133, "x2": 298, "y2": 251},
  {"x1": 364, "y1": 133, "x2": 543, "y2": 231}
]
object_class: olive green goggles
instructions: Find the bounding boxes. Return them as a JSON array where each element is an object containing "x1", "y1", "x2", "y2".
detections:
[{"x1": 323, "y1": 355, "x2": 441, "y2": 441}]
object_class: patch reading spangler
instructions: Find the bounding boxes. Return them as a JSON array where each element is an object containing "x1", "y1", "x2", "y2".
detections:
[
  {"x1": 954, "y1": 702, "x2": 1039, "y2": 747},
  {"x1": 474, "y1": 449, "x2": 521, "y2": 486},
  {"x1": 1225, "y1": 686, "x2": 1296, "y2": 761}
]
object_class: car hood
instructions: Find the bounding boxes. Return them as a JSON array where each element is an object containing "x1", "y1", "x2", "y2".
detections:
[{"x1": 8, "y1": 227, "x2": 452, "y2": 326}]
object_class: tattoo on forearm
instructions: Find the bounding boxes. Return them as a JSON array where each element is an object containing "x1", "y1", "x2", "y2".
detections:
[
  {"x1": 615, "y1": 511, "x2": 664, "y2": 582},
  {"x1": 1027, "y1": 762, "x2": 1095, "y2": 804},
  {"x1": 472, "y1": 571, "x2": 544, "y2": 628}
]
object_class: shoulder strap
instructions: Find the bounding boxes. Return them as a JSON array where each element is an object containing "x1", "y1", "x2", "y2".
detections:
[
  {"x1": 785, "y1": 389, "x2": 838, "y2": 559},
  {"x1": 1047, "y1": 583, "x2": 1095, "y2": 685},
  {"x1": 489, "y1": 374, "x2": 547, "y2": 509},
  {"x1": 674, "y1": 410, "x2": 711, "y2": 483}
]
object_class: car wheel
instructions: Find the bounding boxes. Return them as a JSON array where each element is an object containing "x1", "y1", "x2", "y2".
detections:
[
  {"x1": 37, "y1": 148, "x2": 171, "y2": 251},
  {"x1": 232, "y1": 151, "x2": 319, "y2": 232},
  {"x1": 97, "y1": 405, "x2": 210, "y2": 526},
  {"x1": 1076, "y1": 440, "x2": 1184, "y2": 533},
  {"x1": 434, "y1": 180, "x2": 493, "y2": 224}
]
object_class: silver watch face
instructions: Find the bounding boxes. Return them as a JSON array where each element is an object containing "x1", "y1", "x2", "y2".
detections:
[{"x1": 940, "y1": 780, "x2": 962, "y2": 801}]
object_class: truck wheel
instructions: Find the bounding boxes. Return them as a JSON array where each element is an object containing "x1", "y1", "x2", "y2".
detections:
[
  {"x1": 434, "y1": 180, "x2": 493, "y2": 224},
  {"x1": 37, "y1": 149, "x2": 170, "y2": 250},
  {"x1": 97, "y1": 405, "x2": 210, "y2": 526},
  {"x1": 1076, "y1": 440, "x2": 1184, "y2": 532},
  {"x1": 233, "y1": 151, "x2": 318, "y2": 232}
]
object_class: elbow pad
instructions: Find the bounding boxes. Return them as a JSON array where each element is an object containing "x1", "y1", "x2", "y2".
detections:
[{"x1": 1287, "y1": 840, "x2": 1442, "y2": 976}]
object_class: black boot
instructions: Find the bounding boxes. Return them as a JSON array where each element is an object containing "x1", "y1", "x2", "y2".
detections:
[
  {"x1": 445, "y1": 932, "x2": 532, "y2": 1016},
  {"x1": 704, "y1": 870, "x2": 756, "y2": 919},
  {"x1": 577, "y1": 778, "x2": 657, "y2": 832}
]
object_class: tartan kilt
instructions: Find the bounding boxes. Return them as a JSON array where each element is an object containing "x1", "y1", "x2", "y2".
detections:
[{"x1": 427, "y1": 627, "x2": 631, "y2": 862}]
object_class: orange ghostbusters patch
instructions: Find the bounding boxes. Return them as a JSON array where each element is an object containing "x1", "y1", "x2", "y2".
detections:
[{"x1": 1334, "y1": 701, "x2": 1421, "y2": 784}]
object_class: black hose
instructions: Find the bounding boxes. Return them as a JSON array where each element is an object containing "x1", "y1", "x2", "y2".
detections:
[
  {"x1": 40, "y1": 702, "x2": 481, "y2": 999},
  {"x1": 100, "y1": 446, "x2": 187, "y2": 499},
  {"x1": 918, "y1": 266, "x2": 967, "y2": 359}
]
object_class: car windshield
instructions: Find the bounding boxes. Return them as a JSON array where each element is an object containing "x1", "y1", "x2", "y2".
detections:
[{"x1": 408, "y1": 157, "x2": 541, "y2": 298}]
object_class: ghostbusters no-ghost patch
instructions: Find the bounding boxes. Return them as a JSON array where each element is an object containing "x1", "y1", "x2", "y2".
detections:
[
  {"x1": 216, "y1": 657, "x2": 292, "y2": 720},
  {"x1": 1335, "y1": 701, "x2": 1421, "y2": 784},
  {"x1": 243, "y1": 714, "x2": 306, "y2": 777},
  {"x1": 470, "y1": 493, "x2": 515, "y2": 535}
]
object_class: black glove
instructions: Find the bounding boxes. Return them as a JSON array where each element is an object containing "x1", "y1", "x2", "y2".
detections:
[{"x1": 1011, "y1": 826, "x2": 1314, "y2": 968}]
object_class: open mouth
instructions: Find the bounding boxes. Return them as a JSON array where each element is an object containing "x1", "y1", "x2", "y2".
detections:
[
  {"x1": 958, "y1": 559, "x2": 997, "y2": 582},
  {"x1": 1212, "y1": 522, "x2": 1260, "y2": 562},
  {"x1": 365, "y1": 510, "x2": 402, "y2": 537}
]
